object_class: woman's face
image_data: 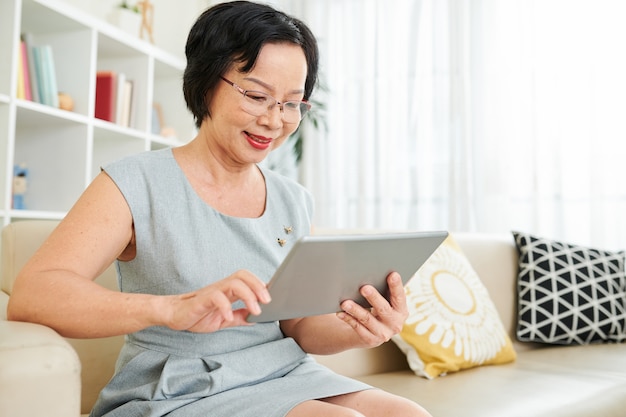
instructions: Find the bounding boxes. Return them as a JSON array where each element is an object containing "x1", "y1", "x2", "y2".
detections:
[{"x1": 205, "y1": 42, "x2": 308, "y2": 166}]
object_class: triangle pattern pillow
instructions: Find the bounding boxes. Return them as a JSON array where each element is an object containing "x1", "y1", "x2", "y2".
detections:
[
  {"x1": 512, "y1": 231, "x2": 626, "y2": 345},
  {"x1": 392, "y1": 235, "x2": 516, "y2": 379}
]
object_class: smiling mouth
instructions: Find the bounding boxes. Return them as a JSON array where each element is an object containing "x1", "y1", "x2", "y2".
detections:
[
  {"x1": 245, "y1": 131, "x2": 273, "y2": 150},
  {"x1": 246, "y1": 132, "x2": 272, "y2": 144}
]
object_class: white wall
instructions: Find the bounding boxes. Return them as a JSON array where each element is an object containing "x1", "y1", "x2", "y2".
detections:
[{"x1": 55, "y1": 0, "x2": 208, "y2": 58}]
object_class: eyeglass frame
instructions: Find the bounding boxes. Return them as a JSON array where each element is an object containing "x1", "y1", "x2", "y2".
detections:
[{"x1": 220, "y1": 76, "x2": 311, "y2": 123}]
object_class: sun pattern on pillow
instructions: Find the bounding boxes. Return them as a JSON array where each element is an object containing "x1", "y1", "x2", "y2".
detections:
[{"x1": 392, "y1": 235, "x2": 516, "y2": 379}]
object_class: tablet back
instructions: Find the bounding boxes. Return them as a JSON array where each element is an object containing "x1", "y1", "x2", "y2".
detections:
[{"x1": 247, "y1": 231, "x2": 448, "y2": 323}]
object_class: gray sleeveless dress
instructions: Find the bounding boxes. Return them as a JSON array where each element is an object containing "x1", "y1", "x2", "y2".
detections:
[{"x1": 89, "y1": 149, "x2": 371, "y2": 417}]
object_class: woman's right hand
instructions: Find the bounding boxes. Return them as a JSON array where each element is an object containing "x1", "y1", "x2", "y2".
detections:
[{"x1": 164, "y1": 270, "x2": 271, "y2": 332}]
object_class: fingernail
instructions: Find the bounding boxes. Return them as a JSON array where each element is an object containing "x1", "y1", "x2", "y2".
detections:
[{"x1": 251, "y1": 302, "x2": 261, "y2": 315}]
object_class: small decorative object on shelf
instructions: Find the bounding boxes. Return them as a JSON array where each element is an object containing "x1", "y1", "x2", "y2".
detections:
[
  {"x1": 137, "y1": 0, "x2": 155, "y2": 44},
  {"x1": 12, "y1": 163, "x2": 28, "y2": 210},
  {"x1": 152, "y1": 102, "x2": 177, "y2": 139},
  {"x1": 58, "y1": 92, "x2": 74, "y2": 111}
]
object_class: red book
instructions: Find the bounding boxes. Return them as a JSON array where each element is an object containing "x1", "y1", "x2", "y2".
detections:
[{"x1": 95, "y1": 71, "x2": 117, "y2": 122}]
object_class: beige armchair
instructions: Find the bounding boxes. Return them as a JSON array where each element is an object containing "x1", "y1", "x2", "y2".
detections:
[{"x1": 0, "y1": 220, "x2": 124, "y2": 417}]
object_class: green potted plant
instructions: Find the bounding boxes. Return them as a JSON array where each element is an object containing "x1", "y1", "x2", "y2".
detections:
[{"x1": 118, "y1": 1, "x2": 140, "y2": 13}]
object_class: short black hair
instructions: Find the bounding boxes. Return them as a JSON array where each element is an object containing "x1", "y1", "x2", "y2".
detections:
[{"x1": 183, "y1": 1, "x2": 320, "y2": 128}]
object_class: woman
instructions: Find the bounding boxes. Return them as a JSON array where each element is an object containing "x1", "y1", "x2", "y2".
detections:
[{"x1": 8, "y1": 2, "x2": 432, "y2": 416}]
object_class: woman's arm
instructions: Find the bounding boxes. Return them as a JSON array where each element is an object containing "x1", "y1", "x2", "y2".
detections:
[
  {"x1": 7, "y1": 172, "x2": 270, "y2": 338},
  {"x1": 279, "y1": 272, "x2": 408, "y2": 355}
]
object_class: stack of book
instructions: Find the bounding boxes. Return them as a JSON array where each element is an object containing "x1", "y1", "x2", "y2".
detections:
[
  {"x1": 16, "y1": 33, "x2": 59, "y2": 108},
  {"x1": 95, "y1": 70, "x2": 135, "y2": 128}
]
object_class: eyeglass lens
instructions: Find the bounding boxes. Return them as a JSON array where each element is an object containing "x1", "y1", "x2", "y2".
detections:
[{"x1": 240, "y1": 91, "x2": 309, "y2": 123}]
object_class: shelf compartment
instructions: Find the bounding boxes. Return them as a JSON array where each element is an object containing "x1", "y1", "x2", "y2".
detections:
[
  {"x1": 153, "y1": 59, "x2": 195, "y2": 144},
  {"x1": 14, "y1": 109, "x2": 88, "y2": 212},
  {"x1": 96, "y1": 33, "x2": 150, "y2": 132},
  {"x1": 21, "y1": 0, "x2": 94, "y2": 117}
]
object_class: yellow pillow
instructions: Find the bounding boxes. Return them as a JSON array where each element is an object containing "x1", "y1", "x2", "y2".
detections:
[{"x1": 392, "y1": 235, "x2": 516, "y2": 379}]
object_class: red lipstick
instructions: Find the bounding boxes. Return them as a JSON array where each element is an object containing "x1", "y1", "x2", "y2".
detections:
[{"x1": 245, "y1": 132, "x2": 272, "y2": 150}]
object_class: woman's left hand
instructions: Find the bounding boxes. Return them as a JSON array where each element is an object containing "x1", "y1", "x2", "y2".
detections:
[{"x1": 336, "y1": 271, "x2": 408, "y2": 348}]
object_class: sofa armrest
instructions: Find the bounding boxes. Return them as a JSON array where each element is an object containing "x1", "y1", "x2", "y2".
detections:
[{"x1": 0, "y1": 321, "x2": 81, "y2": 417}]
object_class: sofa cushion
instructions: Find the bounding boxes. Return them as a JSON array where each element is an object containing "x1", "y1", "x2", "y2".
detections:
[
  {"x1": 392, "y1": 235, "x2": 516, "y2": 379},
  {"x1": 354, "y1": 351, "x2": 626, "y2": 417},
  {"x1": 513, "y1": 231, "x2": 626, "y2": 345}
]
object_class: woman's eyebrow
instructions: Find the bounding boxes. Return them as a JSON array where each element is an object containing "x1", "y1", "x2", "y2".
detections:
[{"x1": 243, "y1": 77, "x2": 305, "y2": 95}]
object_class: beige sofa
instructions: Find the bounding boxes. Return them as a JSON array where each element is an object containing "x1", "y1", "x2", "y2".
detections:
[{"x1": 2, "y1": 221, "x2": 625, "y2": 416}]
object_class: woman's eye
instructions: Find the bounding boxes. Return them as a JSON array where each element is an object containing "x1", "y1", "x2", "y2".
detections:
[
  {"x1": 284, "y1": 101, "x2": 300, "y2": 110},
  {"x1": 247, "y1": 93, "x2": 269, "y2": 103}
]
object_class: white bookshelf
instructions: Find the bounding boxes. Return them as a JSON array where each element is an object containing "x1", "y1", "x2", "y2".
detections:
[{"x1": 0, "y1": 0, "x2": 195, "y2": 225}]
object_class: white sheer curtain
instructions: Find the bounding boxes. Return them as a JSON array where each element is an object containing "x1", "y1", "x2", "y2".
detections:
[
  {"x1": 269, "y1": 0, "x2": 626, "y2": 249},
  {"x1": 470, "y1": 0, "x2": 626, "y2": 249},
  {"x1": 280, "y1": 0, "x2": 471, "y2": 231},
  {"x1": 279, "y1": 0, "x2": 437, "y2": 229}
]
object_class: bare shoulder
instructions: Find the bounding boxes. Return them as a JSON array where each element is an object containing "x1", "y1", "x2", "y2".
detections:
[{"x1": 32, "y1": 171, "x2": 134, "y2": 278}]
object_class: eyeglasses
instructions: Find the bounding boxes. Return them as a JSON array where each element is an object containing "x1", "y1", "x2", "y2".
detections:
[{"x1": 220, "y1": 76, "x2": 311, "y2": 124}]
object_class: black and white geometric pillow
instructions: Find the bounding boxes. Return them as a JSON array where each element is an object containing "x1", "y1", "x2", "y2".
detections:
[{"x1": 512, "y1": 231, "x2": 626, "y2": 345}]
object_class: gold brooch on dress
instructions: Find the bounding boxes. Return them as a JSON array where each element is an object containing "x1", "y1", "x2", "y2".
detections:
[{"x1": 277, "y1": 225, "x2": 293, "y2": 246}]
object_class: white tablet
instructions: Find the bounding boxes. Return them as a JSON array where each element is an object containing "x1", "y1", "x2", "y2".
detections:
[{"x1": 247, "y1": 231, "x2": 448, "y2": 323}]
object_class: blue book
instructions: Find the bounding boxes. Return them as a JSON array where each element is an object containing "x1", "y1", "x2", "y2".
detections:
[
  {"x1": 40, "y1": 45, "x2": 59, "y2": 108},
  {"x1": 32, "y1": 46, "x2": 46, "y2": 105}
]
